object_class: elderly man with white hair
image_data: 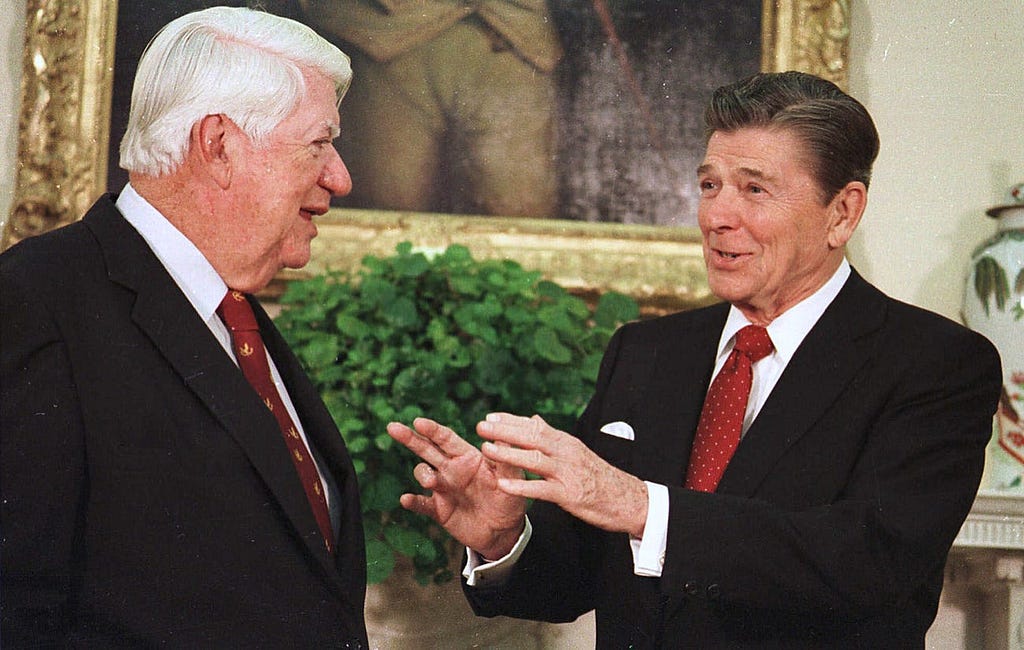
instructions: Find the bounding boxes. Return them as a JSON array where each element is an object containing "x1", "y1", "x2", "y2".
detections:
[{"x1": 1, "y1": 7, "x2": 367, "y2": 646}]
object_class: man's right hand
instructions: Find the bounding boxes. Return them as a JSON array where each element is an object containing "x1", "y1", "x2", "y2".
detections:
[{"x1": 386, "y1": 418, "x2": 527, "y2": 560}]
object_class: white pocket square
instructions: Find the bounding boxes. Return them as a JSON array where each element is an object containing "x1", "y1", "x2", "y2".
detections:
[{"x1": 600, "y1": 421, "x2": 635, "y2": 441}]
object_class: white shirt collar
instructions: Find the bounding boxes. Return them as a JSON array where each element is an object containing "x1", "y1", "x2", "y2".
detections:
[
  {"x1": 718, "y1": 259, "x2": 851, "y2": 364},
  {"x1": 115, "y1": 183, "x2": 228, "y2": 321}
]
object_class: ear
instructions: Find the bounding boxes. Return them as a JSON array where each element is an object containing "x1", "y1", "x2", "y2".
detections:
[
  {"x1": 192, "y1": 114, "x2": 232, "y2": 190},
  {"x1": 826, "y1": 181, "x2": 867, "y2": 249}
]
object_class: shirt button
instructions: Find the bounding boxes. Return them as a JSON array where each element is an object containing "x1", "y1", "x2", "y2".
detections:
[
  {"x1": 706, "y1": 584, "x2": 721, "y2": 600},
  {"x1": 684, "y1": 582, "x2": 700, "y2": 597}
]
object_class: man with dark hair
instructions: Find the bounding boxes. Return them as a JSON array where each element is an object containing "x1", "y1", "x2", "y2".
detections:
[
  {"x1": 1, "y1": 7, "x2": 368, "y2": 646},
  {"x1": 386, "y1": 71, "x2": 1002, "y2": 647}
]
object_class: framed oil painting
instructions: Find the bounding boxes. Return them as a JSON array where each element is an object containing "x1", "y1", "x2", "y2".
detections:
[{"x1": 5, "y1": 0, "x2": 851, "y2": 312}]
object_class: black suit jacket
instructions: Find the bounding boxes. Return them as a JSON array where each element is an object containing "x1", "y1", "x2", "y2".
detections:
[
  {"x1": 1, "y1": 196, "x2": 368, "y2": 648},
  {"x1": 466, "y1": 270, "x2": 1001, "y2": 648}
]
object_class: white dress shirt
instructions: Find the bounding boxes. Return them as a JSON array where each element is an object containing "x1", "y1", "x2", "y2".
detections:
[
  {"x1": 114, "y1": 184, "x2": 331, "y2": 507},
  {"x1": 466, "y1": 259, "x2": 852, "y2": 584}
]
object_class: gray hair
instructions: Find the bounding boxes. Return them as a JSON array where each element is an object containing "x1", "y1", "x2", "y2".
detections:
[
  {"x1": 704, "y1": 71, "x2": 880, "y2": 203},
  {"x1": 119, "y1": 6, "x2": 351, "y2": 177}
]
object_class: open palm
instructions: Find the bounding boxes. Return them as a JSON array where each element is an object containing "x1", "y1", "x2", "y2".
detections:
[{"x1": 386, "y1": 418, "x2": 527, "y2": 559}]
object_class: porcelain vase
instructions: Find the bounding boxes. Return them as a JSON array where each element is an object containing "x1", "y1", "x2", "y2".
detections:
[{"x1": 964, "y1": 184, "x2": 1024, "y2": 491}]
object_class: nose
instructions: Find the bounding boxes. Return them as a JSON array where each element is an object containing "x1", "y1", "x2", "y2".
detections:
[
  {"x1": 698, "y1": 187, "x2": 740, "y2": 232},
  {"x1": 319, "y1": 146, "x2": 352, "y2": 197}
]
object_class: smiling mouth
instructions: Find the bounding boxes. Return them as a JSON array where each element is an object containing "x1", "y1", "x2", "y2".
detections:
[{"x1": 714, "y1": 248, "x2": 745, "y2": 260}]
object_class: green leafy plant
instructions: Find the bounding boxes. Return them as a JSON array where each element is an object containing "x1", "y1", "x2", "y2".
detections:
[{"x1": 275, "y1": 242, "x2": 638, "y2": 585}]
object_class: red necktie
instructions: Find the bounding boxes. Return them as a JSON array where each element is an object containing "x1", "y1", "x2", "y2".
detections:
[
  {"x1": 218, "y1": 290, "x2": 335, "y2": 553},
  {"x1": 684, "y1": 324, "x2": 774, "y2": 493}
]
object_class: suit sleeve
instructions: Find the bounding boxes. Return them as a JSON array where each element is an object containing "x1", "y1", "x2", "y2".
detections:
[
  {"x1": 661, "y1": 322, "x2": 1002, "y2": 623},
  {"x1": 1, "y1": 272, "x2": 87, "y2": 645}
]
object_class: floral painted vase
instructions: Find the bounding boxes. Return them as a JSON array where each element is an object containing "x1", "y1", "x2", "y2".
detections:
[{"x1": 964, "y1": 182, "x2": 1024, "y2": 491}]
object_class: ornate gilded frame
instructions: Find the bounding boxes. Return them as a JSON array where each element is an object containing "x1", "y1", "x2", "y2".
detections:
[{"x1": 4, "y1": 0, "x2": 850, "y2": 312}]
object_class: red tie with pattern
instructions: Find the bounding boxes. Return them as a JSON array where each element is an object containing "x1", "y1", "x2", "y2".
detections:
[
  {"x1": 218, "y1": 290, "x2": 335, "y2": 553},
  {"x1": 684, "y1": 324, "x2": 774, "y2": 493}
]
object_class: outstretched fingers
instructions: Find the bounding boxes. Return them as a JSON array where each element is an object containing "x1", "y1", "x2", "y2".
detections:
[
  {"x1": 482, "y1": 441, "x2": 557, "y2": 480},
  {"x1": 479, "y1": 413, "x2": 553, "y2": 449},
  {"x1": 386, "y1": 417, "x2": 474, "y2": 468},
  {"x1": 478, "y1": 413, "x2": 566, "y2": 476}
]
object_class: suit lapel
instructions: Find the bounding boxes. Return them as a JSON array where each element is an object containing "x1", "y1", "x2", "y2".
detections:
[
  {"x1": 631, "y1": 306, "x2": 726, "y2": 486},
  {"x1": 85, "y1": 201, "x2": 341, "y2": 574},
  {"x1": 716, "y1": 271, "x2": 887, "y2": 496},
  {"x1": 257, "y1": 303, "x2": 366, "y2": 581}
]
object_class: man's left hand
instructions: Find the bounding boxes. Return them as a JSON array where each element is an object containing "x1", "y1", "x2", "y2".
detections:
[{"x1": 479, "y1": 413, "x2": 649, "y2": 538}]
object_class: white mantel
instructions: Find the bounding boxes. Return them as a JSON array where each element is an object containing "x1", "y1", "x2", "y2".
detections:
[
  {"x1": 939, "y1": 493, "x2": 1024, "y2": 649},
  {"x1": 956, "y1": 493, "x2": 1024, "y2": 552}
]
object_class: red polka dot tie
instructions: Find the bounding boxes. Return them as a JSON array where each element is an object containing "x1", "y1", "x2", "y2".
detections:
[
  {"x1": 218, "y1": 290, "x2": 335, "y2": 553},
  {"x1": 684, "y1": 325, "x2": 774, "y2": 492}
]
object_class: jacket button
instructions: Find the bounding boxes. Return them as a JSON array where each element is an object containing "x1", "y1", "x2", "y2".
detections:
[
  {"x1": 706, "y1": 584, "x2": 721, "y2": 600},
  {"x1": 683, "y1": 581, "x2": 700, "y2": 596}
]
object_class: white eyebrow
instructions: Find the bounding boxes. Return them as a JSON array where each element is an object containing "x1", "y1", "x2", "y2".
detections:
[{"x1": 314, "y1": 120, "x2": 340, "y2": 140}]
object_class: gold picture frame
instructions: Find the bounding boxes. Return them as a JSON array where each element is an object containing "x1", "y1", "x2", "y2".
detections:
[{"x1": 4, "y1": 0, "x2": 850, "y2": 313}]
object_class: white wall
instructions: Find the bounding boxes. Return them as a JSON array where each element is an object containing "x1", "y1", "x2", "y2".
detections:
[
  {"x1": 847, "y1": 0, "x2": 1024, "y2": 321},
  {"x1": 0, "y1": 0, "x2": 25, "y2": 237}
]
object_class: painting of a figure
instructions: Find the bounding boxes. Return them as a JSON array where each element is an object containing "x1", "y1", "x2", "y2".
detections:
[
  {"x1": 107, "y1": 1, "x2": 761, "y2": 227},
  {"x1": 299, "y1": 0, "x2": 564, "y2": 220}
]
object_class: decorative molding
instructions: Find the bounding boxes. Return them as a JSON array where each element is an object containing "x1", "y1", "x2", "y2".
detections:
[
  {"x1": 4, "y1": 0, "x2": 115, "y2": 250},
  {"x1": 763, "y1": 0, "x2": 850, "y2": 89},
  {"x1": 3, "y1": 0, "x2": 852, "y2": 311},
  {"x1": 954, "y1": 492, "x2": 1024, "y2": 551}
]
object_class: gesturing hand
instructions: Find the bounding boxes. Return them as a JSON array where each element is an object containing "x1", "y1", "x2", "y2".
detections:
[
  {"x1": 478, "y1": 413, "x2": 649, "y2": 538},
  {"x1": 386, "y1": 418, "x2": 527, "y2": 560}
]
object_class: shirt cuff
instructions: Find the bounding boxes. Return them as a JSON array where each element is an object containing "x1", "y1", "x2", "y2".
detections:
[
  {"x1": 462, "y1": 516, "x2": 533, "y2": 587},
  {"x1": 630, "y1": 481, "x2": 667, "y2": 577}
]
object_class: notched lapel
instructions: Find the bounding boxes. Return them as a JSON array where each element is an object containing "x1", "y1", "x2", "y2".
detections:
[
  {"x1": 90, "y1": 204, "x2": 336, "y2": 569},
  {"x1": 176, "y1": 324, "x2": 335, "y2": 566},
  {"x1": 717, "y1": 272, "x2": 886, "y2": 496},
  {"x1": 256, "y1": 304, "x2": 365, "y2": 579},
  {"x1": 624, "y1": 309, "x2": 725, "y2": 486}
]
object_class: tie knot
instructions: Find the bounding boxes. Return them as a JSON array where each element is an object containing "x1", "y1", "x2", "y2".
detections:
[
  {"x1": 733, "y1": 325, "x2": 773, "y2": 363},
  {"x1": 217, "y1": 290, "x2": 259, "y2": 331}
]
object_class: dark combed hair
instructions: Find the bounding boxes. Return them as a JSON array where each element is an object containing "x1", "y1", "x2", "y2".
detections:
[{"x1": 704, "y1": 71, "x2": 880, "y2": 202}]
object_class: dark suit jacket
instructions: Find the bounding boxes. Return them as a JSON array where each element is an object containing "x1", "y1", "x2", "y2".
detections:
[
  {"x1": 1, "y1": 196, "x2": 368, "y2": 648},
  {"x1": 465, "y1": 269, "x2": 1001, "y2": 648}
]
